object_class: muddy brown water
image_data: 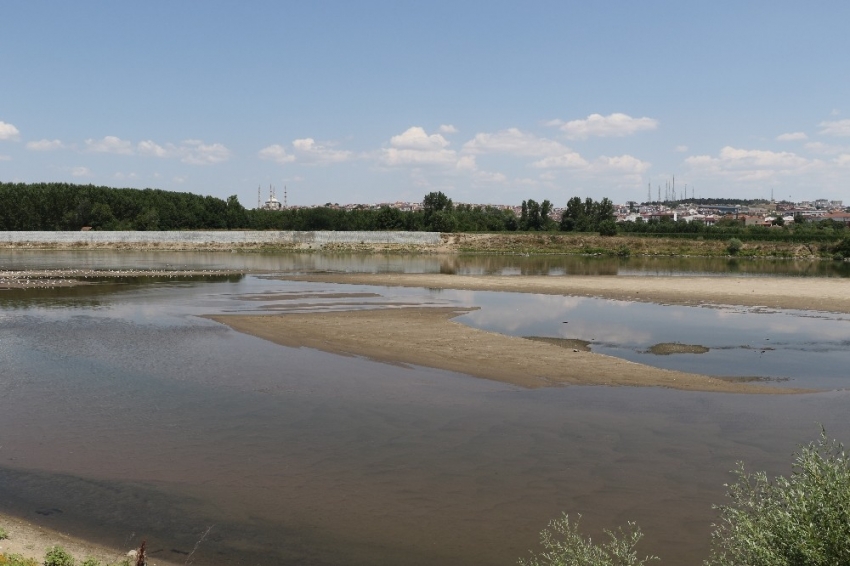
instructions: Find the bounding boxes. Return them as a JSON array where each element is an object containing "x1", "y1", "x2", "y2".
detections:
[{"x1": 1, "y1": 251, "x2": 849, "y2": 565}]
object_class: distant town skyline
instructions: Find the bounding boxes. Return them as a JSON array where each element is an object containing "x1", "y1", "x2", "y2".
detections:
[{"x1": 2, "y1": 2, "x2": 849, "y2": 207}]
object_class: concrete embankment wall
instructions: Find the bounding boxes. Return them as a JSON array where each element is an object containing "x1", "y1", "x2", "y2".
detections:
[{"x1": 0, "y1": 231, "x2": 442, "y2": 246}]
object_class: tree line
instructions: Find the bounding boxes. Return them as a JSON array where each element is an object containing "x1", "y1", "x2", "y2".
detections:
[
  {"x1": 0, "y1": 183, "x2": 618, "y2": 233},
  {"x1": 2, "y1": 183, "x2": 846, "y2": 241}
]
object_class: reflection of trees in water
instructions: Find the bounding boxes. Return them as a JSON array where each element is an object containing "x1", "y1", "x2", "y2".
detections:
[
  {"x1": 0, "y1": 274, "x2": 243, "y2": 310},
  {"x1": 436, "y1": 254, "x2": 850, "y2": 277}
]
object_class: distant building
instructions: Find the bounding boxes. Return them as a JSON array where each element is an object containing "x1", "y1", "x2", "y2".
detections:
[{"x1": 259, "y1": 185, "x2": 284, "y2": 210}]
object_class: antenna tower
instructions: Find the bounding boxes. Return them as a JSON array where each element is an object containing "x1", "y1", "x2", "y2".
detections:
[
  {"x1": 257, "y1": 185, "x2": 261, "y2": 209},
  {"x1": 647, "y1": 182, "x2": 651, "y2": 203},
  {"x1": 284, "y1": 185, "x2": 288, "y2": 208}
]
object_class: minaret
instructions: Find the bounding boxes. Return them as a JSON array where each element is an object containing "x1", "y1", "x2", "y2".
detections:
[
  {"x1": 284, "y1": 185, "x2": 288, "y2": 209},
  {"x1": 257, "y1": 185, "x2": 261, "y2": 209}
]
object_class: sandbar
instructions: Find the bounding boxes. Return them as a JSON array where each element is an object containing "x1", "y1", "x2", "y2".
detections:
[
  {"x1": 277, "y1": 272, "x2": 850, "y2": 314},
  {"x1": 208, "y1": 307, "x2": 805, "y2": 394}
]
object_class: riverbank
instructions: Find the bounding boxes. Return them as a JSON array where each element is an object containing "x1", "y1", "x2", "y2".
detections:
[
  {"x1": 0, "y1": 511, "x2": 179, "y2": 566},
  {"x1": 0, "y1": 231, "x2": 838, "y2": 259}
]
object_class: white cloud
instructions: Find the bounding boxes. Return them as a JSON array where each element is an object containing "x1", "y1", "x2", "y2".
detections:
[
  {"x1": 259, "y1": 144, "x2": 296, "y2": 164},
  {"x1": 85, "y1": 135, "x2": 134, "y2": 154},
  {"x1": 80, "y1": 136, "x2": 229, "y2": 164},
  {"x1": 685, "y1": 146, "x2": 821, "y2": 182},
  {"x1": 531, "y1": 151, "x2": 588, "y2": 169},
  {"x1": 390, "y1": 127, "x2": 450, "y2": 151},
  {"x1": 819, "y1": 119, "x2": 850, "y2": 137},
  {"x1": 463, "y1": 128, "x2": 566, "y2": 157},
  {"x1": 380, "y1": 126, "x2": 464, "y2": 168},
  {"x1": 804, "y1": 141, "x2": 850, "y2": 155},
  {"x1": 473, "y1": 170, "x2": 509, "y2": 184},
  {"x1": 137, "y1": 140, "x2": 169, "y2": 157},
  {"x1": 291, "y1": 138, "x2": 352, "y2": 164},
  {"x1": 591, "y1": 154, "x2": 651, "y2": 174},
  {"x1": 675, "y1": 145, "x2": 689, "y2": 152},
  {"x1": 381, "y1": 147, "x2": 458, "y2": 167},
  {"x1": 456, "y1": 155, "x2": 476, "y2": 171},
  {"x1": 26, "y1": 139, "x2": 65, "y2": 151},
  {"x1": 439, "y1": 124, "x2": 458, "y2": 134},
  {"x1": 550, "y1": 113, "x2": 658, "y2": 139},
  {"x1": 834, "y1": 154, "x2": 850, "y2": 167},
  {"x1": 0, "y1": 155, "x2": 11, "y2": 161},
  {"x1": 260, "y1": 139, "x2": 352, "y2": 165},
  {"x1": 179, "y1": 140, "x2": 231, "y2": 165},
  {"x1": 71, "y1": 166, "x2": 92, "y2": 177},
  {"x1": 0, "y1": 121, "x2": 20, "y2": 141},
  {"x1": 113, "y1": 172, "x2": 138, "y2": 180},
  {"x1": 777, "y1": 132, "x2": 808, "y2": 141}
]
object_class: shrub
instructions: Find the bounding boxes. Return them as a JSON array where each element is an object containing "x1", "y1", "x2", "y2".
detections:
[
  {"x1": 80, "y1": 559, "x2": 102, "y2": 566},
  {"x1": 726, "y1": 238, "x2": 743, "y2": 255},
  {"x1": 0, "y1": 554, "x2": 39, "y2": 566},
  {"x1": 705, "y1": 429, "x2": 850, "y2": 566},
  {"x1": 0, "y1": 527, "x2": 7, "y2": 540},
  {"x1": 518, "y1": 513, "x2": 658, "y2": 566},
  {"x1": 43, "y1": 547, "x2": 75, "y2": 566},
  {"x1": 598, "y1": 220, "x2": 618, "y2": 237}
]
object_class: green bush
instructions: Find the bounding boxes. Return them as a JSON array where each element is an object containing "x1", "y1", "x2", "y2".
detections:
[
  {"x1": 518, "y1": 513, "x2": 658, "y2": 566},
  {"x1": 43, "y1": 547, "x2": 74, "y2": 566},
  {"x1": 80, "y1": 559, "x2": 102, "y2": 566},
  {"x1": 598, "y1": 220, "x2": 618, "y2": 237},
  {"x1": 726, "y1": 238, "x2": 743, "y2": 255},
  {"x1": 0, "y1": 554, "x2": 39, "y2": 566},
  {"x1": 0, "y1": 527, "x2": 8, "y2": 540},
  {"x1": 705, "y1": 429, "x2": 850, "y2": 566}
]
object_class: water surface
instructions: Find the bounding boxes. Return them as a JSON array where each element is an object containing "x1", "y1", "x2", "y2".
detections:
[{"x1": 1, "y1": 252, "x2": 849, "y2": 565}]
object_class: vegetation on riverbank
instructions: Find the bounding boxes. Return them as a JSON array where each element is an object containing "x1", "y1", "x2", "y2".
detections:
[
  {"x1": 0, "y1": 546, "x2": 131, "y2": 566},
  {"x1": 521, "y1": 430, "x2": 850, "y2": 566}
]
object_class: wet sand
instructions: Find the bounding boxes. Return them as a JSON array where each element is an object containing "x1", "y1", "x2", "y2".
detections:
[
  {"x1": 208, "y1": 307, "x2": 806, "y2": 394},
  {"x1": 278, "y1": 272, "x2": 850, "y2": 314}
]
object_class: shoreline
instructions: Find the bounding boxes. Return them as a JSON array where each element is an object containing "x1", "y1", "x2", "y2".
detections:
[
  {"x1": 0, "y1": 511, "x2": 179, "y2": 566},
  {"x1": 0, "y1": 231, "x2": 842, "y2": 259}
]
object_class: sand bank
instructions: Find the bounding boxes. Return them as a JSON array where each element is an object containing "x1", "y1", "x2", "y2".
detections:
[
  {"x1": 0, "y1": 511, "x2": 180, "y2": 566},
  {"x1": 208, "y1": 307, "x2": 805, "y2": 394},
  {"x1": 278, "y1": 272, "x2": 850, "y2": 314}
]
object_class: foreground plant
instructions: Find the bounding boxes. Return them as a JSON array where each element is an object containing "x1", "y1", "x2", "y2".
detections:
[
  {"x1": 518, "y1": 513, "x2": 658, "y2": 566},
  {"x1": 0, "y1": 554, "x2": 39, "y2": 566},
  {"x1": 43, "y1": 546, "x2": 75, "y2": 566},
  {"x1": 706, "y1": 429, "x2": 850, "y2": 566}
]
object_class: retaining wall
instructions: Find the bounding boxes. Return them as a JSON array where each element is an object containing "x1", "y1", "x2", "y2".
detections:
[{"x1": 0, "y1": 231, "x2": 442, "y2": 246}]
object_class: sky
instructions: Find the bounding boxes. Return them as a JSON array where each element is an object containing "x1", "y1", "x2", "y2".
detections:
[{"x1": 2, "y1": 1, "x2": 849, "y2": 208}]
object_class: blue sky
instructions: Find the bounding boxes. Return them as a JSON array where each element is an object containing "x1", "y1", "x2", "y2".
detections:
[{"x1": 2, "y1": 1, "x2": 849, "y2": 207}]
